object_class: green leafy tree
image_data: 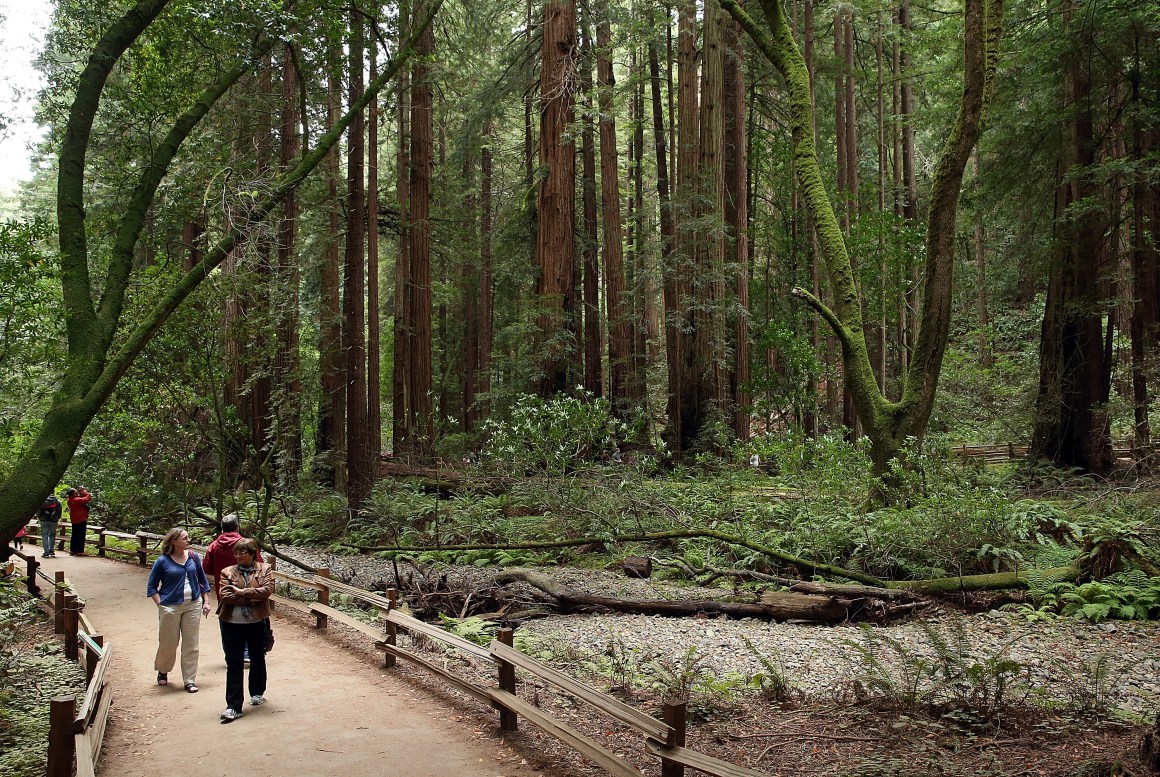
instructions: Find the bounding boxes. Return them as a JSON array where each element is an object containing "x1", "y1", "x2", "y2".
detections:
[{"x1": 0, "y1": 0, "x2": 439, "y2": 544}]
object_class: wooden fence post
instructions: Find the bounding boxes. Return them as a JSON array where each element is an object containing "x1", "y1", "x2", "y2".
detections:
[
  {"x1": 384, "y1": 588, "x2": 398, "y2": 668},
  {"x1": 85, "y1": 635, "x2": 104, "y2": 683},
  {"x1": 97, "y1": 529, "x2": 106, "y2": 558},
  {"x1": 24, "y1": 553, "x2": 39, "y2": 595},
  {"x1": 136, "y1": 534, "x2": 148, "y2": 565},
  {"x1": 660, "y1": 696, "x2": 687, "y2": 777},
  {"x1": 497, "y1": 627, "x2": 518, "y2": 732},
  {"x1": 47, "y1": 695, "x2": 75, "y2": 777},
  {"x1": 54, "y1": 571, "x2": 66, "y2": 634},
  {"x1": 314, "y1": 568, "x2": 330, "y2": 630},
  {"x1": 63, "y1": 592, "x2": 79, "y2": 661}
]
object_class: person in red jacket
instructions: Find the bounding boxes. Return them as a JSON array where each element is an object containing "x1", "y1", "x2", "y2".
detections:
[
  {"x1": 203, "y1": 515, "x2": 263, "y2": 601},
  {"x1": 66, "y1": 487, "x2": 93, "y2": 556}
]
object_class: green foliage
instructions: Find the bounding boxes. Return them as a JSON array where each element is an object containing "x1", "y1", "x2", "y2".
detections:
[
  {"x1": 1022, "y1": 572, "x2": 1160, "y2": 624},
  {"x1": 479, "y1": 392, "x2": 628, "y2": 476},
  {"x1": 0, "y1": 218, "x2": 59, "y2": 479},
  {"x1": 1052, "y1": 653, "x2": 1140, "y2": 719},
  {"x1": 841, "y1": 618, "x2": 1029, "y2": 720},
  {"x1": 0, "y1": 578, "x2": 87, "y2": 777},
  {"x1": 742, "y1": 636, "x2": 803, "y2": 704},
  {"x1": 437, "y1": 615, "x2": 500, "y2": 646}
]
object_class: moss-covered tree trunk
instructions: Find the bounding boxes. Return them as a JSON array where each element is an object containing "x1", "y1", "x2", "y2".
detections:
[{"x1": 720, "y1": 0, "x2": 1004, "y2": 486}]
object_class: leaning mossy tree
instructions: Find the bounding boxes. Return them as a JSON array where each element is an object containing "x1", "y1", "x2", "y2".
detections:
[
  {"x1": 719, "y1": 0, "x2": 1005, "y2": 486},
  {"x1": 0, "y1": 0, "x2": 440, "y2": 544}
]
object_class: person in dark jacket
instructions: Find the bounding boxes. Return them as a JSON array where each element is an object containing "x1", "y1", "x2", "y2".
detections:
[
  {"x1": 38, "y1": 495, "x2": 63, "y2": 558},
  {"x1": 66, "y1": 487, "x2": 93, "y2": 556}
]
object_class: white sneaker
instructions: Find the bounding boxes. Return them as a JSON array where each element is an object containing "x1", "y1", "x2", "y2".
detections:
[
  {"x1": 220, "y1": 708, "x2": 243, "y2": 723},
  {"x1": 249, "y1": 695, "x2": 265, "y2": 706}
]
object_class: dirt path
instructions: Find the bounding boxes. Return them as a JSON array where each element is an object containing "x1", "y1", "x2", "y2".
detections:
[{"x1": 40, "y1": 554, "x2": 544, "y2": 777}]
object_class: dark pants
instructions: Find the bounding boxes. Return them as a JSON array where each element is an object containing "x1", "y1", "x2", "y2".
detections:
[
  {"x1": 70, "y1": 522, "x2": 87, "y2": 554},
  {"x1": 220, "y1": 620, "x2": 267, "y2": 712}
]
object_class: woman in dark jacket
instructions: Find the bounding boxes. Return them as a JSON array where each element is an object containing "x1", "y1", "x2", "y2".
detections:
[{"x1": 216, "y1": 538, "x2": 274, "y2": 723}]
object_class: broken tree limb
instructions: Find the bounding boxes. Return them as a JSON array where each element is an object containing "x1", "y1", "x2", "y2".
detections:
[{"x1": 350, "y1": 529, "x2": 886, "y2": 587}]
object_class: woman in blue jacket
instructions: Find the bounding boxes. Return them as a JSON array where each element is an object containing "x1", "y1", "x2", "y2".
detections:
[{"x1": 147, "y1": 528, "x2": 211, "y2": 692}]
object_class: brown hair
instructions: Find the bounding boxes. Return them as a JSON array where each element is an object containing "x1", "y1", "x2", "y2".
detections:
[
  {"x1": 160, "y1": 527, "x2": 187, "y2": 555},
  {"x1": 233, "y1": 537, "x2": 258, "y2": 556}
]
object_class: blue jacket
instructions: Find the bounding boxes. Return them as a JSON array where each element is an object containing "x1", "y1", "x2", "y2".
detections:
[{"x1": 147, "y1": 552, "x2": 211, "y2": 605}]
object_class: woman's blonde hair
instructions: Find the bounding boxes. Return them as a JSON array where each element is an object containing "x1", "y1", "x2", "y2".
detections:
[{"x1": 160, "y1": 527, "x2": 187, "y2": 555}]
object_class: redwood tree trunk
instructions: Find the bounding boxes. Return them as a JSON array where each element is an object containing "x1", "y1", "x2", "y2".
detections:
[
  {"x1": 275, "y1": 44, "x2": 302, "y2": 479},
  {"x1": 725, "y1": 16, "x2": 750, "y2": 440},
  {"x1": 1030, "y1": 7, "x2": 1112, "y2": 474},
  {"x1": 402, "y1": 0, "x2": 436, "y2": 457},
  {"x1": 580, "y1": 9, "x2": 602, "y2": 396},
  {"x1": 597, "y1": 0, "x2": 631, "y2": 416},
  {"x1": 317, "y1": 47, "x2": 346, "y2": 488},
  {"x1": 344, "y1": 10, "x2": 372, "y2": 505},
  {"x1": 535, "y1": 0, "x2": 580, "y2": 396}
]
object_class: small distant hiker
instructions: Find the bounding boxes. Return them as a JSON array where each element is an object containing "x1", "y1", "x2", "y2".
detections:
[
  {"x1": 15, "y1": 516, "x2": 30, "y2": 551},
  {"x1": 66, "y1": 487, "x2": 93, "y2": 556},
  {"x1": 38, "y1": 495, "x2": 63, "y2": 558}
]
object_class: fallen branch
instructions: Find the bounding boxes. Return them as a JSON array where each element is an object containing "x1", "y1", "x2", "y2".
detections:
[
  {"x1": 350, "y1": 529, "x2": 886, "y2": 586},
  {"x1": 895, "y1": 566, "x2": 1080, "y2": 595}
]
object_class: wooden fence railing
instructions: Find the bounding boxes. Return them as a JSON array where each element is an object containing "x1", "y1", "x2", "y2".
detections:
[
  {"x1": 268, "y1": 565, "x2": 769, "y2": 777},
  {"x1": 950, "y1": 440, "x2": 1151, "y2": 464},
  {"x1": 40, "y1": 569, "x2": 114, "y2": 777}
]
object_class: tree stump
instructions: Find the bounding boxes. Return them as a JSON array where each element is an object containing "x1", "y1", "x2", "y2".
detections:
[
  {"x1": 1141, "y1": 713, "x2": 1160, "y2": 772},
  {"x1": 622, "y1": 556, "x2": 652, "y2": 579}
]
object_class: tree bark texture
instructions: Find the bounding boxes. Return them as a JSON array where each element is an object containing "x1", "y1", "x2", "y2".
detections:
[
  {"x1": 401, "y1": 1, "x2": 436, "y2": 458},
  {"x1": 344, "y1": 10, "x2": 372, "y2": 506},
  {"x1": 724, "y1": 17, "x2": 751, "y2": 440},
  {"x1": 275, "y1": 43, "x2": 302, "y2": 479},
  {"x1": 579, "y1": 10, "x2": 602, "y2": 397},
  {"x1": 535, "y1": 0, "x2": 580, "y2": 396},
  {"x1": 318, "y1": 49, "x2": 346, "y2": 488},
  {"x1": 596, "y1": 1, "x2": 632, "y2": 417}
]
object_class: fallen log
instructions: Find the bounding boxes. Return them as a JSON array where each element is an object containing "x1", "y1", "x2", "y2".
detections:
[
  {"x1": 895, "y1": 566, "x2": 1080, "y2": 595},
  {"x1": 495, "y1": 568, "x2": 893, "y2": 623}
]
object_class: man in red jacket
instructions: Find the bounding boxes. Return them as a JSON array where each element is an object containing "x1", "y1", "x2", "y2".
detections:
[
  {"x1": 203, "y1": 514, "x2": 263, "y2": 600},
  {"x1": 66, "y1": 487, "x2": 93, "y2": 556}
]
